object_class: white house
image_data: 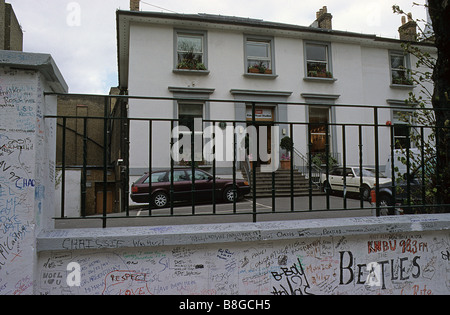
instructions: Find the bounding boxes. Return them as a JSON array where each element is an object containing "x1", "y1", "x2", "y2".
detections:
[{"x1": 116, "y1": 2, "x2": 435, "y2": 180}]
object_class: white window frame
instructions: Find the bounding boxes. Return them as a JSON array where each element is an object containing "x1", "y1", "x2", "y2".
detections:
[
  {"x1": 393, "y1": 110, "x2": 414, "y2": 149},
  {"x1": 174, "y1": 30, "x2": 208, "y2": 71},
  {"x1": 389, "y1": 51, "x2": 412, "y2": 86},
  {"x1": 304, "y1": 41, "x2": 333, "y2": 78},
  {"x1": 244, "y1": 35, "x2": 275, "y2": 75}
]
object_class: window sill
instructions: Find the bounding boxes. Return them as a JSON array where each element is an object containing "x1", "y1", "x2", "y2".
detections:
[
  {"x1": 244, "y1": 73, "x2": 278, "y2": 79},
  {"x1": 390, "y1": 84, "x2": 415, "y2": 89},
  {"x1": 173, "y1": 69, "x2": 210, "y2": 75},
  {"x1": 303, "y1": 77, "x2": 337, "y2": 83}
]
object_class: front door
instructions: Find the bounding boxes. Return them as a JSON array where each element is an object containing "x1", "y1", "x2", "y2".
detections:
[
  {"x1": 309, "y1": 106, "x2": 331, "y2": 156},
  {"x1": 246, "y1": 107, "x2": 274, "y2": 168}
]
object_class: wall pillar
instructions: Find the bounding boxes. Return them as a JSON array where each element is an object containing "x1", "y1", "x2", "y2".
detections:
[{"x1": 0, "y1": 51, "x2": 67, "y2": 295}]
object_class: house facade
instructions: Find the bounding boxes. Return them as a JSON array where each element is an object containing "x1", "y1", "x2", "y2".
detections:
[
  {"x1": 0, "y1": 0, "x2": 23, "y2": 51},
  {"x1": 116, "y1": 4, "x2": 435, "y2": 180}
]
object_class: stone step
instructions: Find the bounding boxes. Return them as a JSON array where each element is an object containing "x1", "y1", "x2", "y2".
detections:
[{"x1": 242, "y1": 169, "x2": 323, "y2": 197}]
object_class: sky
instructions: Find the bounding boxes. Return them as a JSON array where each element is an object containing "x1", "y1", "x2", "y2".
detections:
[{"x1": 7, "y1": 0, "x2": 429, "y2": 94}]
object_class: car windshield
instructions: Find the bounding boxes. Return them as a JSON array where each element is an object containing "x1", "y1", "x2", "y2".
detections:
[{"x1": 353, "y1": 168, "x2": 387, "y2": 178}]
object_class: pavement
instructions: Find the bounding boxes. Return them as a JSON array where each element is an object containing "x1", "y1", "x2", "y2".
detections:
[{"x1": 55, "y1": 195, "x2": 373, "y2": 229}]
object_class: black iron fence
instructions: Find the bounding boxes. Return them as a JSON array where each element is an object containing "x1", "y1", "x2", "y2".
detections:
[{"x1": 45, "y1": 93, "x2": 449, "y2": 228}]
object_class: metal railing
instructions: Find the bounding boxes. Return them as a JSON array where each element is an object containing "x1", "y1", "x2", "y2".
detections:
[
  {"x1": 45, "y1": 93, "x2": 450, "y2": 228},
  {"x1": 292, "y1": 147, "x2": 322, "y2": 188}
]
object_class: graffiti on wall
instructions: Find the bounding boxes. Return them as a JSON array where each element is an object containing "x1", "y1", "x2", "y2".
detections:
[
  {"x1": 36, "y1": 228, "x2": 450, "y2": 295},
  {"x1": 0, "y1": 70, "x2": 42, "y2": 295}
]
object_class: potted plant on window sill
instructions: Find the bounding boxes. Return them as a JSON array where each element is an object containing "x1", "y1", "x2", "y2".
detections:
[
  {"x1": 392, "y1": 77, "x2": 414, "y2": 85},
  {"x1": 178, "y1": 159, "x2": 208, "y2": 168},
  {"x1": 177, "y1": 60, "x2": 207, "y2": 71},
  {"x1": 176, "y1": 50, "x2": 207, "y2": 71},
  {"x1": 308, "y1": 70, "x2": 333, "y2": 78},
  {"x1": 248, "y1": 62, "x2": 272, "y2": 74}
]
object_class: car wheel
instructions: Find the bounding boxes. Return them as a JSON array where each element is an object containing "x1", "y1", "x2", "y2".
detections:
[
  {"x1": 378, "y1": 194, "x2": 394, "y2": 216},
  {"x1": 152, "y1": 192, "x2": 168, "y2": 208},
  {"x1": 360, "y1": 185, "x2": 371, "y2": 201},
  {"x1": 223, "y1": 187, "x2": 237, "y2": 203}
]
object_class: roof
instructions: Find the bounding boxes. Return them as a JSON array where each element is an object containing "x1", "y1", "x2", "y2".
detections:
[
  {"x1": 0, "y1": 50, "x2": 68, "y2": 93},
  {"x1": 116, "y1": 10, "x2": 435, "y2": 90},
  {"x1": 117, "y1": 10, "x2": 380, "y2": 39}
]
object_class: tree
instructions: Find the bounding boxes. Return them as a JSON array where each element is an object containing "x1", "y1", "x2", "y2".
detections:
[
  {"x1": 428, "y1": 1, "x2": 450, "y2": 212},
  {"x1": 393, "y1": 2, "x2": 450, "y2": 212}
]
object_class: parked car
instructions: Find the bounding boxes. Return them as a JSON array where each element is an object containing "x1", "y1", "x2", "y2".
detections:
[
  {"x1": 373, "y1": 173, "x2": 423, "y2": 216},
  {"x1": 131, "y1": 168, "x2": 251, "y2": 208},
  {"x1": 321, "y1": 167, "x2": 391, "y2": 200},
  {"x1": 378, "y1": 150, "x2": 437, "y2": 215}
]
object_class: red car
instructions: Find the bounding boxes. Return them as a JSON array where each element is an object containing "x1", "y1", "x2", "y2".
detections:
[{"x1": 131, "y1": 168, "x2": 251, "y2": 208}]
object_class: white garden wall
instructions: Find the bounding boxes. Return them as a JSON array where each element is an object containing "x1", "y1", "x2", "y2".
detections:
[{"x1": 36, "y1": 214, "x2": 450, "y2": 295}]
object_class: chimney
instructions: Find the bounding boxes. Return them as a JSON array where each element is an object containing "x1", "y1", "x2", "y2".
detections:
[
  {"x1": 130, "y1": 0, "x2": 140, "y2": 11},
  {"x1": 315, "y1": 6, "x2": 333, "y2": 30},
  {"x1": 398, "y1": 13, "x2": 417, "y2": 41}
]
